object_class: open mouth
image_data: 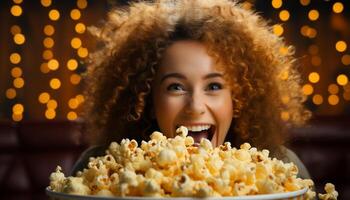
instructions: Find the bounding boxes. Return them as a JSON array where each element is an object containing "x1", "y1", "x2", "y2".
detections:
[{"x1": 176, "y1": 125, "x2": 215, "y2": 144}]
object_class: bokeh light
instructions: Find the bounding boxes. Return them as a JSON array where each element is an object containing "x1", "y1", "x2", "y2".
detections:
[
  {"x1": 300, "y1": 0, "x2": 310, "y2": 6},
  {"x1": 38, "y1": 92, "x2": 50, "y2": 104},
  {"x1": 12, "y1": 113, "x2": 23, "y2": 122},
  {"x1": 11, "y1": 67, "x2": 22, "y2": 78},
  {"x1": 75, "y1": 23, "x2": 86, "y2": 34},
  {"x1": 281, "y1": 111, "x2": 290, "y2": 121},
  {"x1": 272, "y1": 0, "x2": 282, "y2": 9},
  {"x1": 279, "y1": 10, "x2": 290, "y2": 21},
  {"x1": 14, "y1": 33, "x2": 25, "y2": 45},
  {"x1": 45, "y1": 109, "x2": 56, "y2": 119},
  {"x1": 308, "y1": 72, "x2": 320, "y2": 83},
  {"x1": 68, "y1": 98, "x2": 79, "y2": 109},
  {"x1": 10, "y1": 53, "x2": 21, "y2": 64},
  {"x1": 10, "y1": 25, "x2": 21, "y2": 35},
  {"x1": 342, "y1": 55, "x2": 350, "y2": 65},
  {"x1": 70, "y1": 9, "x2": 81, "y2": 20},
  {"x1": 49, "y1": 9, "x2": 60, "y2": 21},
  {"x1": 13, "y1": 77, "x2": 24, "y2": 88},
  {"x1": 11, "y1": 5, "x2": 22, "y2": 17},
  {"x1": 67, "y1": 59, "x2": 78, "y2": 71},
  {"x1": 335, "y1": 41, "x2": 347, "y2": 52},
  {"x1": 308, "y1": 10, "x2": 319, "y2": 21},
  {"x1": 328, "y1": 84, "x2": 339, "y2": 94},
  {"x1": 44, "y1": 25, "x2": 55, "y2": 36},
  {"x1": 71, "y1": 37, "x2": 82, "y2": 49},
  {"x1": 47, "y1": 99, "x2": 58, "y2": 109},
  {"x1": 13, "y1": 0, "x2": 23, "y2": 4},
  {"x1": 43, "y1": 37, "x2": 54, "y2": 48},
  {"x1": 6, "y1": 88, "x2": 17, "y2": 99},
  {"x1": 333, "y1": 2, "x2": 344, "y2": 13},
  {"x1": 67, "y1": 111, "x2": 78, "y2": 120},
  {"x1": 40, "y1": 63, "x2": 50, "y2": 74},
  {"x1": 273, "y1": 24, "x2": 284, "y2": 36},
  {"x1": 77, "y1": 47, "x2": 88, "y2": 58},
  {"x1": 70, "y1": 74, "x2": 81, "y2": 85},
  {"x1": 337, "y1": 74, "x2": 349, "y2": 86},
  {"x1": 312, "y1": 94, "x2": 323, "y2": 105},
  {"x1": 42, "y1": 50, "x2": 53, "y2": 60},
  {"x1": 48, "y1": 59, "x2": 59, "y2": 70},
  {"x1": 77, "y1": 0, "x2": 88, "y2": 9},
  {"x1": 302, "y1": 84, "x2": 314, "y2": 95},
  {"x1": 13, "y1": 103, "x2": 24, "y2": 115},
  {"x1": 50, "y1": 78, "x2": 61, "y2": 89},
  {"x1": 328, "y1": 95, "x2": 339, "y2": 105},
  {"x1": 41, "y1": 0, "x2": 52, "y2": 7}
]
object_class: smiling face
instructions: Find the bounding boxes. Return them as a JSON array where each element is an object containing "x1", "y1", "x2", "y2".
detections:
[{"x1": 152, "y1": 40, "x2": 234, "y2": 147}]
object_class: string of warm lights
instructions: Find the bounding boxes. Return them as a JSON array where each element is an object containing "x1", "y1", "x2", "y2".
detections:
[
  {"x1": 8, "y1": 0, "x2": 25, "y2": 122},
  {"x1": 66, "y1": 0, "x2": 88, "y2": 121}
]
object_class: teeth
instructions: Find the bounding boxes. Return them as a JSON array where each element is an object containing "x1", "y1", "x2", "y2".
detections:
[{"x1": 184, "y1": 125, "x2": 211, "y2": 132}]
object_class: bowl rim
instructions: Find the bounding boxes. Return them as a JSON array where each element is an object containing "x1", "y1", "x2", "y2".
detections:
[{"x1": 46, "y1": 186, "x2": 308, "y2": 200}]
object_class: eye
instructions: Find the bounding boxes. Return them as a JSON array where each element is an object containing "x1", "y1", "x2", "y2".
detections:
[
  {"x1": 206, "y1": 82, "x2": 223, "y2": 91},
  {"x1": 167, "y1": 83, "x2": 185, "y2": 91}
]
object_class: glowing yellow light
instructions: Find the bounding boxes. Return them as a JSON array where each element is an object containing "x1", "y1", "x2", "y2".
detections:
[
  {"x1": 10, "y1": 25, "x2": 21, "y2": 35},
  {"x1": 14, "y1": 33, "x2": 25, "y2": 45},
  {"x1": 11, "y1": 5, "x2": 22, "y2": 16},
  {"x1": 279, "y1": 46, "x2": 289, "y2": 55},
  {"x1": 335, "y1": 41, "x2": 347, "y2": 52},
  {"x1": 48, "y1": 59, "x2": 59, "y2": 70},
  {"x1": 68, "y1": 98, "x2": 79, "y2": 109},
  {"x1": 13, "y1": 0, "x2": 23, "y2": 4},
  {"x1": 300, "y1": 0, "x2": 310, "y2": 6},
  {"x1": 308, "y1": 10, "x2": 319, "y2": 21},
  {"x1": 333, "y1": 2, "x2": 344, "y2": 13},
  {"x1": 312, "y1": 94, "x2": 323, "y2": 105},
  {"x1": 13, "y1": 77, "x2": 24, "y2": 88},
  {"x1": 67, "y1": 111, "x2": 78, "y2": 120},
  {"x1": 308, "y1": 45, "x2": 318, "y2": 55},
  {"x1": 10, "y1": 53, "x2": 21, "y2": 64},
  {"x1": 281, "y1": 111, "x2": 290, "y2": 121},
  {"x1": 45, "y1": 109, "x2": 56, "y2": 119},
  {"x1": 50, "y1": 78, "x2": 61, "y2": 89},
  {"x1": 44, "y1": 25, "x2": 55, "y2": 36},
  {"x1": 302, "y1": 84, "x2": 313, "y2": 95},
  {"x1": 308, "y1": 72, "x2": 320, "y2": 83},
  {"x1": 42, "y1": 50, "x2": 53, "y2": 60},
  {"x1": 13, "y1": 103, "x2": 24, "y2": 115},
  {"x1": 12, "y1": 104, "x2": 24, "y2": 116},
  {"x1": 279, "y1": 10, "x2": 290, "y2": 21},
  {"x1": 328, "y1": 95, "x2": 339, "y2": 105},
  {"x1": 6, "y1": 88, "x2": 16, "y2": 99},
  {"x1": 272, "y1": 0, "x2": 282, "y2": 9},
  {"x1": 75, "y1": 23, "x2": 86, "y2": 34},
  {"x1": 12, "y1": 113, "x2": 23, "y2": 122},
  {"x1": 40, "y1": 63, "x2": 50, "y2": 74},
  {"x1": 300, "y1": 25, "x2": 309, "y2": 36},
  {"x1": 76, "y1": 94, "x2": 85, "y2": 103},
  {"x1": 279, "y1": 71, "x2": 289, "y2": 80},
  {"x1": 70, "y1": 9, "x2": 81, "y2": 20},
  {"x1": 67, "y1": 59, "x2": 78, "y2": 71},
  {"x1": 342, "y1": 55, "x2": 350, "y2": 65},
  {"x1": 49, "y1": 9, "x2": 60, "y2": 21},
  {"x1": 337, "y1": 74, "x2": 348, "y2": 86},
  {"x1": 77, "y1": 0, "x2": 88, "y2": 9},
  {"x1": 343, "y1": 92, "x2": 350, "y2": 101},
  {"x1": 311, "y1": 56, "x2": 321, "y2": 66},
  {"x1": 307, "y1": 28, "x2": 317, "y2": 38},
  {"x1": 11, "y1": 67, "x2": 22, "y2": 78},
  {"x1": 43, "y1": 37, "x2": 54, "y2": 48},
  {"x1": 71, "y1": 38, "x2": 82, "y2": 49},
  {"x1": 281, "y1": 95, "x2": 290, "y2": 104},
  {"x1": 47, "y1": 99, "x2": 58, "y2": 109},
  {"x1": 77, "y1": 47, "x2": 89, "y2": 58},
  {"x1": 328, "y1": 84, "x2": 339, "y2": 94},
  {"x1": 41, "y1": 0, "x2": 52, "y2": 7},
  {"x1": 273, "y1": 24, "x2": 284, "y2": 36},
  {"x1": 38, "y1": 92, "x2": 50, "y2": 104},
  {"x1": 70, "y1": 74, "x2": 81, "y2": 85}
]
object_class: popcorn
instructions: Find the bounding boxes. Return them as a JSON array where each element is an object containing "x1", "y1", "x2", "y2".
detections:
[{"x1": 49, "y1": 127, "x2": 338, "y2": 199}]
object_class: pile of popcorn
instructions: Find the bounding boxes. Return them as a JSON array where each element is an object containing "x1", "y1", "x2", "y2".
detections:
[{"x1": 49, "y1": 126, "x2": 338, "y2": 199}]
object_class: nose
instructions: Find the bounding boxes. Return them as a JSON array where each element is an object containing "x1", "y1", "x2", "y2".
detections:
[{"x1": 184, "y1": 90, "x2": 206, "y2": 116}]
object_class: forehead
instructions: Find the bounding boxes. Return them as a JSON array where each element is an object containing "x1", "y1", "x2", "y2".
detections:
[{"x1": 159, "y1": 40, "x2": 224, "y2": 74}]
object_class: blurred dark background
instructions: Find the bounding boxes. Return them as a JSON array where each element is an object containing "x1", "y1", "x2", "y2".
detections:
[{"x1": 0, "y1": 0, "x2": 349, "y2": 199}]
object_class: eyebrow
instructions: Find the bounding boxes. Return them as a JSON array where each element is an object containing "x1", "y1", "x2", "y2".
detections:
[{"x1": 160, "y1": 72, "x2": 223, "y2": 83}]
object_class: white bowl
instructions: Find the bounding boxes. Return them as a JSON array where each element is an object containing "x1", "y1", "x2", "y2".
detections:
[{"x1": 46, "y1": 187, "x2": 307, "y2": 200}]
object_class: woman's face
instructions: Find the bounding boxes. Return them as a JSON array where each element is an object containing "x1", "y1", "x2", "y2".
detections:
[{"x1": 152, "y1": 40, "x2": 233, "y2": 147}]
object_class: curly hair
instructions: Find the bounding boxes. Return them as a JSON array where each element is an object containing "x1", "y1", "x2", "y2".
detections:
[{"x1": 83, "y1": 0, "x2": 311, "y2": 156}]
